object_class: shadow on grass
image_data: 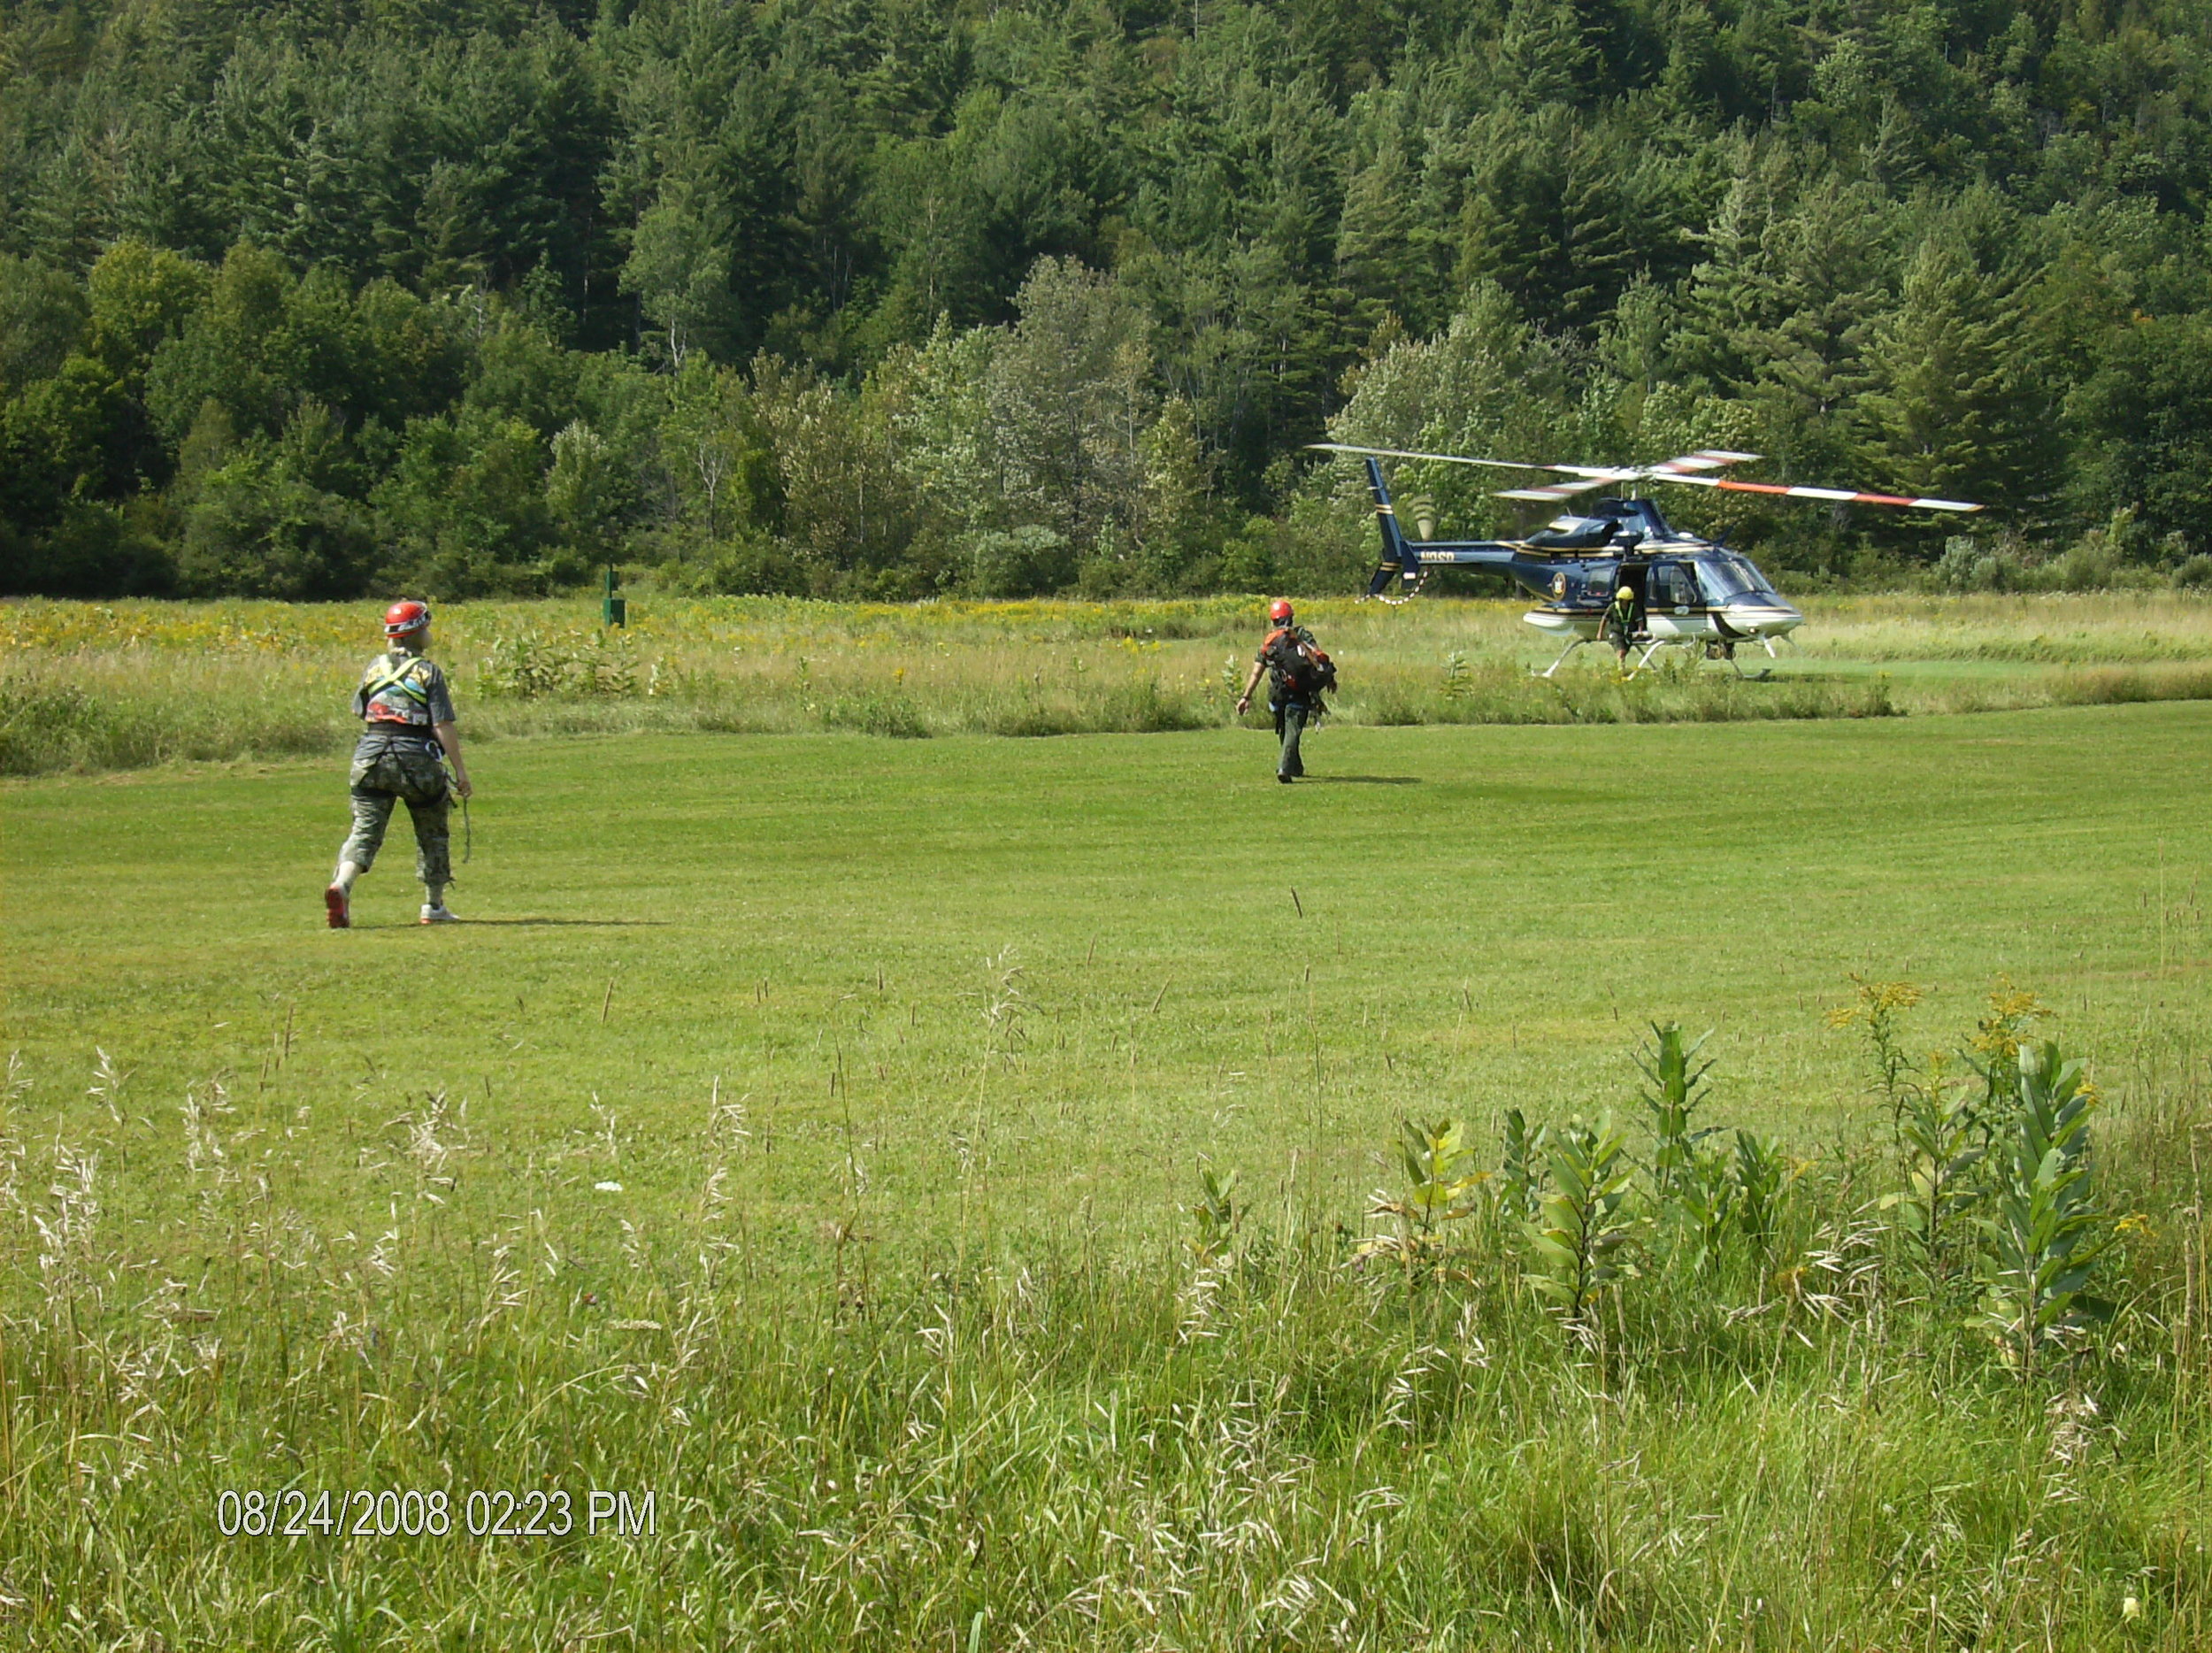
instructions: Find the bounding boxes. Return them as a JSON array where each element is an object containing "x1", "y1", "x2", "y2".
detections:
[
  {"x1": 1302, "y1": 775, "x2": 1423, "y2": 785},
  {"x1": 340, "y1": 919, "x2": 673, "y2": 929},
  {"x1": 456, "y1": 918, "x2": 674, "y2": 927}
]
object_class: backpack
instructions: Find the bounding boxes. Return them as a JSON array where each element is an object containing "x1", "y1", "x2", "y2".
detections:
[{"x1": 1267, "y1": 628, "x2": 1337, "y2": 700}]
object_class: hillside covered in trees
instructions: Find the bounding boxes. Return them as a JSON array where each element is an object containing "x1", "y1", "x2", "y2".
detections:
[{"x1": 4, "y1": 0, "x2": 2212, "y2": 599}]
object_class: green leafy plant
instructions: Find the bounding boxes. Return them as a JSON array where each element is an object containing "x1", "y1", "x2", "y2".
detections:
[
  {"x1": 1732, "y1": 1130, "x2": 1797, "y2": 1257},
  {"x1": 1358, "y1": 1118, "x2": 1486, "y2": 1270},
  {"x1": 1636, "y1": 1021, "x2": 1716, "y2": 1202},
  {"x1": 1498, "y1": 1107, "x2": 1548, "y2": 1221},
  {"x1": 1185, "y1": 1165, "x2": 1240, "y2": 1266},
  {"x1": 477, "y1": 628, "x2": 640, "y2": 698},
  {"x1": 1977, "y1": 1041, "x2": 2116, "y2": 1379},
  {"x1": 1440, "y1": 650, "x2": 1471, "y2": 699},
  {"x1": 1879, "y1": 1055, "x2": 1985, "y2": 1288},
  {"x1": 1673, "y1": 1148, "x2": 1737, "y2": 1275},
  {"x1": 1523, "y1": 1112, "x2": 1637, "y2": 1324}
]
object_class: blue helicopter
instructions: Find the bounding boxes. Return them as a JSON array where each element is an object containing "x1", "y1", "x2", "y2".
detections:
[{"x1": 1310, "y1": 444, "x2": 1982, "y2": 677}]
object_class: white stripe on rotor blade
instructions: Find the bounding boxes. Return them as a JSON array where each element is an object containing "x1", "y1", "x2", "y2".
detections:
[
  {"x1": 1498, "y1": 479, "x2": 1609, "y2": 501},
  {"x1": 1655, "y1": 473, "x2": 1983, "y2": 511}
]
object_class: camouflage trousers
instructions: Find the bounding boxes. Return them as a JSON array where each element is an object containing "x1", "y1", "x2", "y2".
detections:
[{"x1": 339, "y1": 745, "x2": 451, "y2": 888}]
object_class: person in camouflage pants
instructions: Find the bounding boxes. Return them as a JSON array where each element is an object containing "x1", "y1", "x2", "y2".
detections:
[{"x1": 326, "y1": 600, "x2": 473, "y2": 927}]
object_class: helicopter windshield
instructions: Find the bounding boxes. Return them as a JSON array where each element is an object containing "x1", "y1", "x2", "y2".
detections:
[
  {"x1": 1697, "y1": 555, "x2": 1775, "y2": 601},
  {"x1": 1732, "y1": 556, "x2": 1778, "y2": 596}
]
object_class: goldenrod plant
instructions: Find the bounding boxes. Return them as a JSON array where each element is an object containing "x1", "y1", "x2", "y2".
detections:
[
  {"x1": 1826, "y1": 974, "x2": 1924, "y2": 1134},
  {"x1": 1965, "y1": 977, "x2": 2055, "y2": 1127}
]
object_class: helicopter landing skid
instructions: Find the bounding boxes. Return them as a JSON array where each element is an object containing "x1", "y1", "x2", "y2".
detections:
[{"x1": 1537, "y1": 636, "x2": 1593, "y2": 678}]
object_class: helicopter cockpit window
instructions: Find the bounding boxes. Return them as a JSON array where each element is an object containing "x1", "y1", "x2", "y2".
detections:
[{"x1": 1652, "y1": 565, "x2": 1697, "y2": 607}]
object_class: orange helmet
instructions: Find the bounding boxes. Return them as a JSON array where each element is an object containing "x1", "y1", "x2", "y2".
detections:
[
  {"x1": 1267, "y1": 598, "x2": 1294, "y2": 624},
  {"x1": 383, "y1": 600, "x2": 432, "y2": 637}
]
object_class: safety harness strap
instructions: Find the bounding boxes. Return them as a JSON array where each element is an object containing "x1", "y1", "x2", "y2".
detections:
[{"x1": 363, "y1": 656, "x2": 432, "y2": 703}]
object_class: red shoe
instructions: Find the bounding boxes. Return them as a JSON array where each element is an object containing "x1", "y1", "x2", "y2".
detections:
[{"x1": 325, "y1": 885, "x2": 350, "y2": 928}]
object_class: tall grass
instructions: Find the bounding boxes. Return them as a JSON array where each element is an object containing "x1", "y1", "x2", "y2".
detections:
[
  {"x1": 2, "y1": 990, "x2": 2207, "y2": 1649},
  {"x1": 12, "y1": 592, "x2": 2212, "y2": 775}
]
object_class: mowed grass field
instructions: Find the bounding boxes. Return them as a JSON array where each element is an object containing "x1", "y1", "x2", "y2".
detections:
[
  {"x1": 12, "y1": 709, "x2": 2211, "y2": 1233},
  {"x1": 4, "y1": 704, "x2": 2211, "y2": 1648}
]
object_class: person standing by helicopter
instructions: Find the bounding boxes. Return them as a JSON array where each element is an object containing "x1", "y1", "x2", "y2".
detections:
[
  {"x1": 325, "y1": 600, "x2": 473, "y2": 928},
  {"x1": 1234, "y1": 598, "x2": 1333, "y2": 783},
  {"x1": 1600, "y1": 583, "x2": 1640, "y2": 666}
]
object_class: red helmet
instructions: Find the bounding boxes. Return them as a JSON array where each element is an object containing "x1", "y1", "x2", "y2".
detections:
[
  {"x1": 1268, "y1": 598, "x2": 1294, "y2": 625},
  {"x1": 383, "y1": 600, "x2": 432, "y2": 637}
]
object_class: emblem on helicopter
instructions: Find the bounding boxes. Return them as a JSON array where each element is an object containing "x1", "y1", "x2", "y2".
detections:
[{"x1": 1309, "y1": 444, "x2": 1982, "y2": 677}]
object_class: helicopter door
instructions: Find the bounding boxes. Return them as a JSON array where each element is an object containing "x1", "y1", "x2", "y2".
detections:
[
  {"x1": 1610, "y1": 563, "x2": 1648, "y2": 630},
  {"x1": 1645, "y1": 562, "x2": 1708, "y2": 639}
]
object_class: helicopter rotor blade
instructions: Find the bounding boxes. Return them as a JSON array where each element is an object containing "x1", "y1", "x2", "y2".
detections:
[
  {"x1": 1304, "y1": 442, "x2": 1575, "y2": 475},
  {"x1": 1495, "y1": 475, "x2": 1620, "y2": 502},
  {"x1": 1647, "y1": 450, "x2": 1763, "y2": 474},
  {"x1": 1543, "y1": 451, "x2": 1763, "y2": 481},
  {"x1": 1655, "y1": 473, "x2": 1983, "y2": 512}
]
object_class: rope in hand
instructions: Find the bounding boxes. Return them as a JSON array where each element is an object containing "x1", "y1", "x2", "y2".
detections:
[{"x1": 460, "y1": 788, "x2": 472, "y2": 865}]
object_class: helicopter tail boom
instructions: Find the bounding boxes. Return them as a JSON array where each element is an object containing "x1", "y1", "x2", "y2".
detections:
[{"x1": 1363, "y1": 458, "x2": 1422, "y2": 598}]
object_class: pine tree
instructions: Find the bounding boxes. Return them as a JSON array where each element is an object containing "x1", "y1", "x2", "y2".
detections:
[{"x1": 1857, "y1": 234, "x2": 2041, "y2": 517}]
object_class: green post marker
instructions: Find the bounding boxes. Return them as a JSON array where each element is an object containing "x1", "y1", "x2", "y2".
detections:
[{"x1": 603, "y1": 564, "x2": 626, "y2": 627}]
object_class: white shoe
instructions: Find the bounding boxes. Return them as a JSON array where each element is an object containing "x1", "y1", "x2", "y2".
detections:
[{"x1": 419, "y1": 903, "x2": 459, "y2": 925}]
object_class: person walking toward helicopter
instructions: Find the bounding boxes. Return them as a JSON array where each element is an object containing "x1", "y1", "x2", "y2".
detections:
[
  {"x1": 325, "y1": 600, "x2": 473, "y2": 927},
  {"x1": 1235, "y1": 598, "x2": 1334, "y2": 783}
]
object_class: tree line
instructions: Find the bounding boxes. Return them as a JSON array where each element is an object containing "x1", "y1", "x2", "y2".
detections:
[{"x1": 4, "y1": 0, "x2": 2212, "y2": 600}]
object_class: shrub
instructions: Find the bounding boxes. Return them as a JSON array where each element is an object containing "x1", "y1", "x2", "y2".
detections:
[
  {"x1": 176, "y1": 457, "x2": 375, "y2": 600},
  {"x1": 476, "y1": 629, "x2": 639, "y2": 698},
  {"x1": 823, "y1": 690, "x2": 930, "y2": 738}
]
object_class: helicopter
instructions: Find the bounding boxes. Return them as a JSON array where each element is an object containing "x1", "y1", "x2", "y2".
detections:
[{"x1": 1308, "y1": 444, "x2": 1982, "y2": 677}]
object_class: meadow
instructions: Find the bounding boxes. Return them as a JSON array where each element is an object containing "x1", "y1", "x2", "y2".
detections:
[
  {"x1": 15, "y1": 590, "x2": 2212, "y2": 777},
  {"x1": 3, "y1": 612, "x2": 2211, "y2": 1648}
]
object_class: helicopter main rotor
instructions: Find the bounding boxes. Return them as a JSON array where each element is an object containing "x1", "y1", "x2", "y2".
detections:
[{"x1": 1305, "y1": 443, "x2": 1984, "y2": 515}]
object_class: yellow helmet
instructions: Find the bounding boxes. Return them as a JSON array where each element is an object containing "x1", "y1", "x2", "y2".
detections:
[{"x1": 1617, "y1": 586, "x2": 1634, "y2": 602}]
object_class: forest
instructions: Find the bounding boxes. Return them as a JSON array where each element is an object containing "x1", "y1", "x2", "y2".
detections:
[{"x1": 4, "y1": 0, "x2": 2212, "y2": 599}]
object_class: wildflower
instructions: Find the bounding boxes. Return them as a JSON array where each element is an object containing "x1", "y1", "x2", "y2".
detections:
[
  {"x1": 1826, "y1": 975, "x2": 1922, "y2": 1028},
  {"x1": 1970, "y1": 976, "x2": 2053, "y2": 1063},
  {"x1": 594, "y1": 1180, "x2": 624, "y2": 1193}
]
